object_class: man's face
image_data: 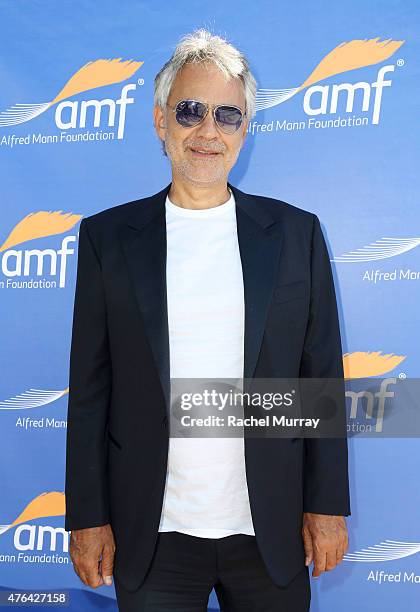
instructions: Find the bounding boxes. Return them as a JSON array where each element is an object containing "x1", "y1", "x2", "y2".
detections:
[{"x1": 154, "y1": 62, "x2": 249, "y2": 186}]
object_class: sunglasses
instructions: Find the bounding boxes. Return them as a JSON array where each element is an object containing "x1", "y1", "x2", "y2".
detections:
[{"x1": 167, "y1": 99, "x2": 246, "y2": 134}]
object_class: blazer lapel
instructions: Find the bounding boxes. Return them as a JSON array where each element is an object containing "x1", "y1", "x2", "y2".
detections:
[
  {"x1": 122, "y1": 184, "x2": 171, "y2": 416},
  {"x1": 230, "y1": 183, "x2": 283, "y2": 380},
  {"x1": 121, "y1": 182, "x2": 283, "y2": 417}
]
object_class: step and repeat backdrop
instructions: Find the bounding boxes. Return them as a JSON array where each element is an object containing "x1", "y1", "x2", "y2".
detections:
[{"x1": 0, "y1": 1, "x2": 419, "y2": 610}]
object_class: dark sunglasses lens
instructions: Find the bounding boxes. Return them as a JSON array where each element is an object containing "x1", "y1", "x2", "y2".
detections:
[
  {"x1": 215, "y1": 106, "x2": 244, "y2": 132},
  {"x1": 175, "y1": 100, "x2": 207, "y2": 127}
]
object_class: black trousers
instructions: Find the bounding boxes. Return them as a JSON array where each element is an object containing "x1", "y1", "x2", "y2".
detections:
[{"x1": 114, "y1": 531, "x2": 311, "y2": 611}]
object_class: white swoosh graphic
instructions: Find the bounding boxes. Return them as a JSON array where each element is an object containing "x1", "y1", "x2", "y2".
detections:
[
  {"x1": 0, "y1": 388, "x2": 68, "y2": 410},
  {"x1": 331, "y1": 237, "x2": 420, "y2": 262},
  {"x1": 255, "y1": 87, "x2": 300, "y2": 111},
  {"x1": 0, "y1": 102, "x2": 50, "y2": 127},
  {"x1": 344, "y1": 540, "x2": 420, "y2": 562}
]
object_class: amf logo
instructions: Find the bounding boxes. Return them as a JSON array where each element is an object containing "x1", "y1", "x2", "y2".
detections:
[
  {"x1": 0, "y1": 58, "x2": 143, "y2": 140},
  {"x1": 0, "y1": 492, "x2": 68, "y2": 564},
  {"x1": 0, "y1": 212, "x2": 82, "y2": 289},
  {"x1": 254, "y1": 37, "x2": 405, "y2": 127}
]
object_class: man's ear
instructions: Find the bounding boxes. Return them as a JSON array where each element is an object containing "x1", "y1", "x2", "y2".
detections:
[
  {"x1": 241, "y1": 117, "x2": 249, "y2": 144},
  {"x1": 153, "y1": 105, "x2": 167, "y2": 139}
]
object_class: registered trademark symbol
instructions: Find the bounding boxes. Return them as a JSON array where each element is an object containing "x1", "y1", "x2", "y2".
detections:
[
  {"x1": 137, "y1": 78, "x2": 145, "y2": 86},
  {"x1": 397, "y1": 59, "x2": 405, "y2": 67},
  {"x1": 399, "y1": 372, "x2": 406, "y2": 378}
]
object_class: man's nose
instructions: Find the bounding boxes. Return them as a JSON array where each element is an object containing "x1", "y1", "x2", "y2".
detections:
[{"x1": 194, "y1": 108, "x2": 219, "y2": 138}]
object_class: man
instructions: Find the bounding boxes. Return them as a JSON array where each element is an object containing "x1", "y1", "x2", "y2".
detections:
[{"x1": 65, "y1": 28, "x2": 350, "y2": 611}]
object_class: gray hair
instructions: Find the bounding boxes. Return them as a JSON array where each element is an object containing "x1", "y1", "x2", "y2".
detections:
[{"x1": 154, "y1": 28, "x2": 257, "y2": 121}]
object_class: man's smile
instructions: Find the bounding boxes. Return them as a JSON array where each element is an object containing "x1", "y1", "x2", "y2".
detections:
[{"x1": 188, "y1": 146, "x2": 221, "y2": 157}]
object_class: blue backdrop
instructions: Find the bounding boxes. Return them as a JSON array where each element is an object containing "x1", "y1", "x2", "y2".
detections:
[{"x1": 1, "y1": 1, "x2": 419, "y2": 610}]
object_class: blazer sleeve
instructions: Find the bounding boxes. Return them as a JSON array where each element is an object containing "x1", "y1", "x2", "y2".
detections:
[
  {"x1": 299, "y1": 214, "x2": 351, "y2": 516},
  {"x1": 64, "y1": 218, "x2": 112, "y2": 531}
]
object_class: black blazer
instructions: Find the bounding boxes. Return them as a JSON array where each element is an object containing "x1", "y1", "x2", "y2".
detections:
[{"x1": 64, "y1": 182, "x2": 350, "y2": 592}]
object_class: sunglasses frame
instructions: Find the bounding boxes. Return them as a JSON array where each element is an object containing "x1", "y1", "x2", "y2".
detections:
[{"x1": 167, "y1": 98, "x2": 247, "y2": 134}]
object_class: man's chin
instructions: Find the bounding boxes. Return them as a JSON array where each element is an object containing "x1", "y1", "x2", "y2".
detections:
[
  {"x1": 184, "y1": 175, "x2": 226, "y2": 187},
  {"x1": 177, "y1": 168, "x2": 227, "y2": 187}
]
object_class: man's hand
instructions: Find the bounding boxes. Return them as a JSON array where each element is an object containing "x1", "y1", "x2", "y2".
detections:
[
  {"x1": 69, "y1": 524, "x2": 116, "y2": 588},
  {"x1": 302, "y1": 513, "x2": 348, "y2": 578}
]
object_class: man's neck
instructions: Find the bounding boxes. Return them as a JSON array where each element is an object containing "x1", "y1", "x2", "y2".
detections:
[{"x1": 168, "y1": 179, "x2": 231, "y2": 210}]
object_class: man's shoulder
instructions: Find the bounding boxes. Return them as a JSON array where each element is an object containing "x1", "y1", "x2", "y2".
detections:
[
  {"x1": 234, "y1": 185, "x2": 316, "y2": 226},
  {"x1": 81, "y1": 186, "x2": 166, "y2": 228}
]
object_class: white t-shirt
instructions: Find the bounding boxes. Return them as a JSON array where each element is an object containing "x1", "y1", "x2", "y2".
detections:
[{"x1": 158, "y1": 188, "x2": 255, "y2": 538}]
